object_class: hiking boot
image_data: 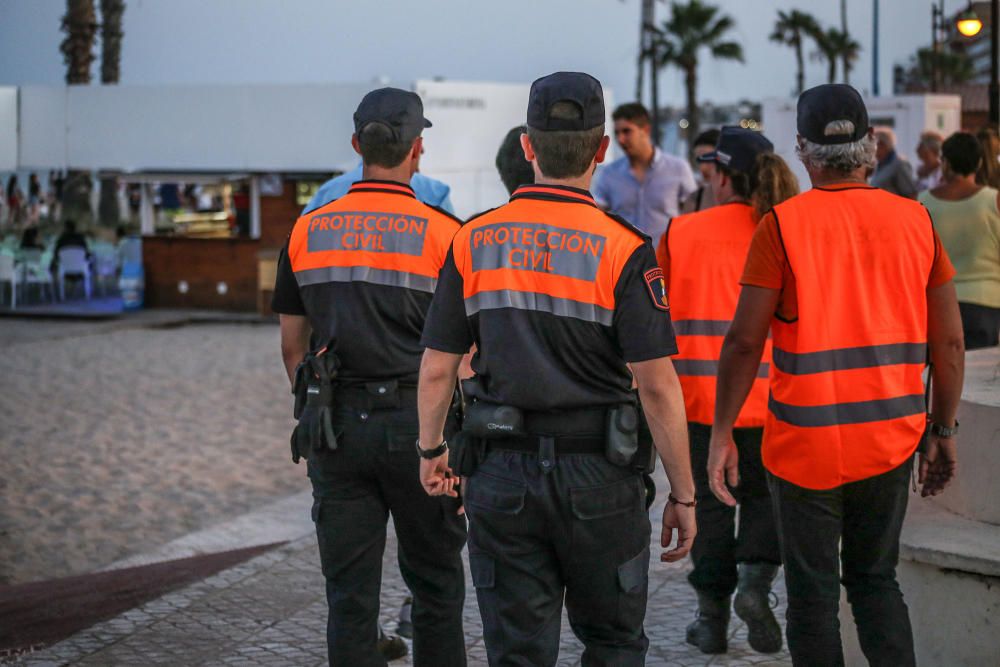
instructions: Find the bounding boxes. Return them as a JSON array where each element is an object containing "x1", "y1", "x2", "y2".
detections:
[
  {"x1": 686, "y1": 591, "x2": 730, "y2": 654},
  {"x1": 378, "y1": 625, "x2": 408, "y2": 661},
  {"x1": 396, "y1": 596, "x2": 413, "y2": 639},
  {"x1": 733, "y1": 563, "x2": 783, "y2": 654}
]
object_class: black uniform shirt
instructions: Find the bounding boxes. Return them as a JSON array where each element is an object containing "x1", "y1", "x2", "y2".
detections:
[
  {"x1": 421, "y1": 184, "x2": 677, "y2": 410},
  {"x1": 272, "y1": 180, "x2": 461, "y2": 384}
]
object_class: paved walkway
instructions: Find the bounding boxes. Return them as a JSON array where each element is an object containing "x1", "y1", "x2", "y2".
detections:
[
  {"x1": 1, "y1": 316, "x2": 792, "y2": 665},
  {"x1": 0, "y1": 319, "x2": 299, "y2": 585},
  {"x1": 11, "y1": 472, "x2": 791, "y2": 666}
]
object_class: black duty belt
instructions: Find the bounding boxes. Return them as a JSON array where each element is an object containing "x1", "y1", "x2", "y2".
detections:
[
  {"x1": 333, "y1": 380, "x2": 418, "y2": 410},
  {"x1": 488, "y1": 405, "x2": 609, "y2": 455},
  {"x1": 488, "y1": 434, "x2": 604, "y2": 456}
]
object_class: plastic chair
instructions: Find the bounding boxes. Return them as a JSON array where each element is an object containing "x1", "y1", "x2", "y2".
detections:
[
  {"x1": 58, "y1": 247, "x2": 91, "y2": 301},
  {"x1": 91, "y1": 243, "x2": 119, "y2": 296},
  {"x1": 0, "y1": 253, "x2": 17, "y2": 308},
  {"x1": 19, "y1": 249, "x2": 53, "y2": 303}
]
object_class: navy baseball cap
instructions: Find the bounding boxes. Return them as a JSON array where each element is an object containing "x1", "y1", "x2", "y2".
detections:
[
  {"x1": 698, "y1": 126, "x2": 774, "y2": 173},
  {"x1": 797, "y1": 84, "x2": 869, "y2": 145},
  {"x1": 353, "y1": 87, "x2": 431, "y2": 143},
  {"x1": 527, "y1": 72, "x2": 605, "y2": 131}
]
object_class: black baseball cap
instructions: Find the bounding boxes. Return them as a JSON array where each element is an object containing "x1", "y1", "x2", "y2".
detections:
[
  {"x1": 353, "y1": 87, "x2": 431, "y2": 143},
  {"x1": 527, "y1": 72, "x2": 605, "y2": 131},
  {"x1": 797, "y1": 84, "x2": 869, "y2": 145},
  {"x1": 698, "y1": 126, "x2": 774, "y2": 173}
]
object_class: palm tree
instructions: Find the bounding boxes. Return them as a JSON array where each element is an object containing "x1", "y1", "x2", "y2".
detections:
[
  {"x1": 654, "y1": 0, "x2": 743, "y2": 147},
  {"x1": 98, "y1": 0, "x2": 125, "y2": 227},
  {"x1": 840, "y1": 0, "x2": 852, "y2": 83},
  {"x1": 60, "y1": 0, "x2": 97, "y2": 85},
  {"x1": 770, "y1": 10, "x2": 820, "y2": 96},
  {"x1": 906, "y1": 47, "x2": 975, "y2": 89},
  {"x1": 813, "y1": 28, "x2": 861, "y2": 84},
  {"x1": 60, "y1": 0, "x2": 98, "y2": 225},
  {"x1": 100, "y1": 0, "x2": 124, "y2": 84}
]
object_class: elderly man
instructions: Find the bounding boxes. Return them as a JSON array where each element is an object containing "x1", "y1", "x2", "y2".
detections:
[
  {"x1": 871, "y1": 127, "x2": 919, "y2": 198},
  {"x1": 594, "y1": 102, "x2": 697, "y2": 248},
  {"x1": 915, "y1": 131, "x2": 944, "y2": 192},
  {"x1": 708, "y1": 84, "x2": 964, "y2": 666}
]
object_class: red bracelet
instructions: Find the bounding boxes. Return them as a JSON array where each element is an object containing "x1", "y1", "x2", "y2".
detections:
[{"x1": 668, "y1": 493, "x2": 697, "y2": 508}]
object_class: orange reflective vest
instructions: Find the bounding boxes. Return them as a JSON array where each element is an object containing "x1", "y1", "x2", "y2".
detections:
[
  {"x1": 287, "y1": 181, "x2": 458, "y2": 294},
  {"x1": 764, "y1": 186, "x2": 934, "y2": 489},
  {"x1": 660, "y1": 202, "x2": 770, "y2": 427}
]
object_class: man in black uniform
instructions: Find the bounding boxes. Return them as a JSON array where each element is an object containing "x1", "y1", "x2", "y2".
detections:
[
  {"x1": 417, "y1": 72, "x2": 697, "y2": 666},
  {"x1": 272, "y1": 88, "x2": 467, "y2": 667}
]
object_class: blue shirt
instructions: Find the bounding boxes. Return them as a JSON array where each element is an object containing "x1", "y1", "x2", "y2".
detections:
[
  {"x1": 302, "y1": 163, "x2": 454, "y2": 214},
  {"x1": 593, "y1": 148, "x2": 697, "y2": 246}
]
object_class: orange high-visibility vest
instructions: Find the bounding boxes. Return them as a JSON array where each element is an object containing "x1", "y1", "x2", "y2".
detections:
[
  {"x1": 287, "y1": 181, "x2": 458, "y2": 293},
  {"x1": 765, "y1": 186, "x2": 934, "y2": 490},
  {"x1": 661, "y1": 202, "x2": 770, "y2": 427}
]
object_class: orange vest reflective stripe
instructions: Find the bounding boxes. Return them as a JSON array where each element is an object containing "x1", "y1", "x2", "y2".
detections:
[
  {"x1": 764, "y1": 187, "x2": 933, "y2": 489},
  {"x1": 452, "y1": 190, "x2": 644, "y2": 325},
  {"x1": 287, "y1": 181, "x2": 458, "y2": 293},
  {"x1": 662, "y1": 203, "x2": 770, "y2": 427}
]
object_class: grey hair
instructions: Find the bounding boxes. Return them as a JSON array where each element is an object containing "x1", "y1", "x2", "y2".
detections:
[
  {"x1": 873, "y1": 126, "x2": 896, "y2": 147},
  {"x1": 918, "y1": 131, "x2": 943, "y2": 153},
  {"x1": 796, "y1": 133, "x2": 877, "y2": 173}
]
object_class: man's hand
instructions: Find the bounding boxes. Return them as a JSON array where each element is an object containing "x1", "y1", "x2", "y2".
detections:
[
  {"x1": 661, "y1": 501, "x2": 696, "y2": 562},
  {"x1": 918, "y1": 435, "x2": 958, "y2": 497},
  {"x1": 707, "y1": 429, "x2": 739, "y2": 507},
  {"x1": 419, "y1": 454, "x2": 459, "y2": 498}
]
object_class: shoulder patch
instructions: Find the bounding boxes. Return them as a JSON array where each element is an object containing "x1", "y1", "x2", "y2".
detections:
[{"x1": 644, "y1": 267, "x2": 669, "y2": 311}]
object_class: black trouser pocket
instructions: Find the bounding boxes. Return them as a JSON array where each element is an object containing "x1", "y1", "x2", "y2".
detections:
[{"x1": 569, "y1": 475, "x2": 641, "y2": 553}]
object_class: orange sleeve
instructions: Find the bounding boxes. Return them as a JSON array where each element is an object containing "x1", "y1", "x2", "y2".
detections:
[
  {"x1": 928, "y1": 228, "x2": 957, "y2": 288},
  {"x1": 656, "y1": 231, "x2": 671, "y2": 293},
  {"x1": 740, "y1": 211, "x2": 786, "y2": 289}
]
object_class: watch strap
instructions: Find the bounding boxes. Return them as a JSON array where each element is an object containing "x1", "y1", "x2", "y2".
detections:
[
  {"x1": 930, "y1": 420, "x2": 959, "y2": 438},
  {"x1": 416, "y1": 439, "x2": 448, "y2": 459}
]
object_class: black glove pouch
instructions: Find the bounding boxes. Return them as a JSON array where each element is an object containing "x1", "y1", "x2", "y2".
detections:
[
  {"x1": 462, "y1": 400, "x2": 526, "y2": 439},
  {"x1": 605, "y1": 403, "x2": 639, "y2": 467}
]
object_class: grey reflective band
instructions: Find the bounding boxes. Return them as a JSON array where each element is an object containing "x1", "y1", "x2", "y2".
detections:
[
  {"x1": 674, "y1": 359, "x2": 769, "y2": 378},
  {"x1": 768, "y1": 393, "x2": 925, "y2": 427},
  {"x1": 772, "y1": 342, "x2": 927, "y2": 375},
  {"x1": 465, "y1": 289, "x2": 613, "y2": 325},
  {"x1": 673, "y1": 319, "x2": 731, "y2": 336},
  {"x1": 294, "y1": 265, "x2": 437, "y2": 293}
]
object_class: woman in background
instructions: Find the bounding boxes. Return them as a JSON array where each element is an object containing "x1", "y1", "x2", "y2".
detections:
[{"x1": 921, "y1": 131, "x2": 1000, "y2": 349}]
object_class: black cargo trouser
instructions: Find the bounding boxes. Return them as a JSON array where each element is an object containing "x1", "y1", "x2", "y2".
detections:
[
  {"x1": 464, "y1": 442, "x2": 651, "y2": 667},
  {"x1": 306, "y1": 385, "x2": 467, "y2": 667},
  {"x1": 687, "y1": 423, "x2": 780, "y2": 597},
  {"x1": 768, "y1": 458, "x2": 915, "y2": 667}
]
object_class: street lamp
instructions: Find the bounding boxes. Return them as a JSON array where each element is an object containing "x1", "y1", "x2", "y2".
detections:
[
  {"x1": 956, "y1": 8, "x2": 984, "y2": 36},
  {"x1": 957, "y1": 1, "x2": 999, "y2": 127},
  {"x1": 932, "y1": 1, "x2": 946, "y2": 91}
]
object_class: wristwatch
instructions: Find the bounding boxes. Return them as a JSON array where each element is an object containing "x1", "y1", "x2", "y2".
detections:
[
  {"x1": 929, "y1": 420, "x2": 959, "y2": 438},
  {"x1": 416, "y1": 439, "x2": 449, "y2": 459}
]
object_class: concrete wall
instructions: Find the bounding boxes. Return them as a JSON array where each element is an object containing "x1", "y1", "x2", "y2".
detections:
[
  {"x1": 0, "y1": 87, "x2": 17, "y2": 171},
  {"x1": 841, "y1": 347, "x2": 1000, "y2": 665},
  {"x1": 762, "y1": 94, "x2": 962, "y2": 192},
  {"x1": 16, "y1": 83, "x2": 374, "y2": 172}
]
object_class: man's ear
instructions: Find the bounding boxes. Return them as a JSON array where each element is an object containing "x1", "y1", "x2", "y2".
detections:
[
  {"x1": 594, "y1": 135, "x2": 612, "y2": 164},
  {"x1": 520, "y1": 133, "x2": 536, "y2": 163},
  {"x1": 410, "y1": 136, "x2": 423, "y2": 162},
  {"x1": 351, "y1": 134, "x2": 362, "y2": 156}
]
